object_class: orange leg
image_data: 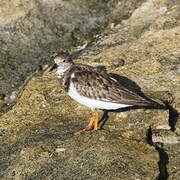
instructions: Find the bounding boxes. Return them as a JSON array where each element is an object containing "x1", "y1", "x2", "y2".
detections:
[
  {"x1": 85, "y1": 111, "x2": 100, "y2": 130},
  {"x1": 74, "y1": 111, "x2": 101, "y2": 135},
  {"x1": 93, "y1": 111, "x2": 100, "y2": 131}
]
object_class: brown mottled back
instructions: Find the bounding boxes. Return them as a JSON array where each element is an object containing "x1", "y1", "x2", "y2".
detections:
[{"x1": 60, "y1": 64, "x2": 156, "y2": 106}]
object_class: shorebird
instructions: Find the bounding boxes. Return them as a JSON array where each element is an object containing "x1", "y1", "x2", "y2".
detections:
[{"x1": 49, "y1": 52, "x2": 158, "y2": 134}]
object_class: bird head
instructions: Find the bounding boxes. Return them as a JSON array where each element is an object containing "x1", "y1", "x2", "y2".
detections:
[{"x1": 49, "y1": 52, "x2": 74, "y2": 71}]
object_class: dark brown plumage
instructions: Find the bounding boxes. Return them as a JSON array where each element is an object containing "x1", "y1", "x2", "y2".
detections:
[
  {"x1": 58, "y1": 64, "x2": 156, "y2": 107},
  {"x1": 51, "y1": 52, "x2": 159, "y2": 134}
]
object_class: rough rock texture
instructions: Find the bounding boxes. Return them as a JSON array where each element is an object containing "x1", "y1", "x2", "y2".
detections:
[
  {"x1": 0, "y1": 0, "x2": 145, "y2": 111},
  {"x1": 0, "y1": 0, "x2": 180, "y2": 179},
  {"x1": 0, "y1": 73, "x2": 161, "y2": 179}
]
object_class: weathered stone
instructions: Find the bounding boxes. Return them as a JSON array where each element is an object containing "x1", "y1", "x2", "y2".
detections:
[
  {"x1": 152, "y1": 130, "x2": 179, "y2": 144},
  {"x1": 0, "y1": 0, "x2": 180, "y2": 179},
  {"x1": 0, "y1": 0, "x2": 145, "y2": 111},
  {"x1": 0, "y1": 73, "x2": 160, "y2": 179}
]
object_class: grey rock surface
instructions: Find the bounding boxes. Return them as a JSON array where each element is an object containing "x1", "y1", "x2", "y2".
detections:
[
  {"x1": 0, "y1": 0, "x2": 145, "y2": 112},
  {"x1": 0, "y1": 0, "x2": 180, "y2": 179}
]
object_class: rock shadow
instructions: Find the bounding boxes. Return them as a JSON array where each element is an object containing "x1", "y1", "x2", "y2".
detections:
[
  {"x1": 0, "y1": 118, "x2": 77, "y2": 178},
  {"x1": 0, "y1": 139, "x2": 25, "y2": 178},
  {"x1": 163, "y1": 102, "x2": 179, "y2": 131},
  {"x1": 146, "y1": 127, "x2": 169, "y2": 180}
]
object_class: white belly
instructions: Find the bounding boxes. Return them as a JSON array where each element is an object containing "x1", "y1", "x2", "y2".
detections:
[{"x1": 68, "y1": 82, "x2": 132, "y2": 110}]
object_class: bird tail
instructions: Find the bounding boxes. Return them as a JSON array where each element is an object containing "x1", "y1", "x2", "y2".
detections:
[{"x1": 135, "y1": 98, "x2": 166, "y2": 109}]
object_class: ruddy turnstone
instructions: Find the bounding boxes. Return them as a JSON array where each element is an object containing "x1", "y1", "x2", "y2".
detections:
[{"x1": 50, "y1": 52, "x2": 159, "y2": 134}]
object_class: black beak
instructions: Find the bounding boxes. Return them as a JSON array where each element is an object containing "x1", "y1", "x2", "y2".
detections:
[{"x1": 49, "y1": 63, "x2": 58, "y2": 72}]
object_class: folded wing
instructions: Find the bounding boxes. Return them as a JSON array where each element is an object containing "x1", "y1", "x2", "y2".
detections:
[{"x1": 71, "y1": 70, "x2": 155, "y2": 106}]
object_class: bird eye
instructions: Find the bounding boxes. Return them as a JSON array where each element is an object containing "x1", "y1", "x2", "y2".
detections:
[{"x1": 63, "y1": 60, "x2": 66, "y2": 62}]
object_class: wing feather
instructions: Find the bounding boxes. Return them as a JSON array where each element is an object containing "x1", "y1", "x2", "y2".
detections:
[{"x1": 71, "y1": 70, "x2": 152, "y2": 106}]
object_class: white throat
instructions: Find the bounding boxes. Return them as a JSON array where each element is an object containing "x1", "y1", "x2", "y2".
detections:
[{"x1": 56, "y1": 66, "x2": 70, "y2": 78}]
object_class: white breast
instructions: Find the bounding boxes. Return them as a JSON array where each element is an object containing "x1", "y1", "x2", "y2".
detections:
[
  {"x1": 56, "y1": 66, "x2": 69, "y2": 78},
  {"x1": 68, "y1": 82, "x2": 132, "y2": 110}
]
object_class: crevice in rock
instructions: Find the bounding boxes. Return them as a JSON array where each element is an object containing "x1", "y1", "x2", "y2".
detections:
[
  {"x1": 146, "y1": 127, "x2": 169, "y2": 180},
  {"x1": 164, "y1": 102, "x2": 179, "y2": 131}
]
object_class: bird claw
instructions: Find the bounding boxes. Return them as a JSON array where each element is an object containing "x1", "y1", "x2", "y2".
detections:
[
  {"x1": 74, "y1": 111, "x2": 101, "y2": 135},
  {"x1": 74, "y1": 125, "x2": 101, "y2": 135}
]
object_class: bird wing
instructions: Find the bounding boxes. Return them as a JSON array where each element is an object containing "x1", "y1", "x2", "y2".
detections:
[{"x1": 71, "y1": 70, "x2": 153, "y2": 106}]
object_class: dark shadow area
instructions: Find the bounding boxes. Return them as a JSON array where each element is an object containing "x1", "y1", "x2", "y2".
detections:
[
  {"x1": 99, "y1": 104, "x2": 166, "y2": 129},
  {"x1": 27, "y1": 162, "x2": 60, "y2": 180},
  {"x1": 0, "y1": 118, "x2": 76, "y2": 178},
  {"x1": 0, "y1": 140, "x2": 25, "y2": 179},
  {"x1": 109, "y1": 104, "x2": 166, "y2": 112},
  {"x1": 146, "y1": 127, "x2": 154, "y2": 146},
  {"x1": 24, "y1": 132, "x2": 73, "y2": 145},
  {"x1": 164, "y1": 101, "x2": 179, "y2": 131},
  {"x1": 99, "y1": 110, "x2": 109, "y2": 128},
  {"x1": 146, "y1": 128, "x2": 169, "y2": 180},
  {"x1": 23, "y1": 119, "x2": 78, "y2": 145},
  {"x1": 156, "y1": 145, "x2": 169, "y2": 180}
]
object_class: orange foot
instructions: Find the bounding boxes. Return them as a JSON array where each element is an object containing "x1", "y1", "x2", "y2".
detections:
[{"x1": 74, "y1": 111, "x2": 101, "y2": 135}]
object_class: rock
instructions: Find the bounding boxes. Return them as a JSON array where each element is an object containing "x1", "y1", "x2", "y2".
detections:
[
  {"x1": 165, "y1": 143, "x2": 180, "y2": 179},
  {"x1": 0, "y1": 65, "x2": 169, "y2": 179},
  {"x1": 0, "y1": 0, "x2": 144, "y2": 111},
  {"x1": 0, "y1": 0, "x2": 180, "y2": 179},
  {"x1": 0, "y1": 73, "x2": 160, "y2": 179},
  {"x1": 152, "y1": 130, "x2": 179, "y2": 144}
]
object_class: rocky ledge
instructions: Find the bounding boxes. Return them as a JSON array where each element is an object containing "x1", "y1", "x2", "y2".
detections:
[{"x1": 0, "y1": 0, "x2": 180, "y2": 179}]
